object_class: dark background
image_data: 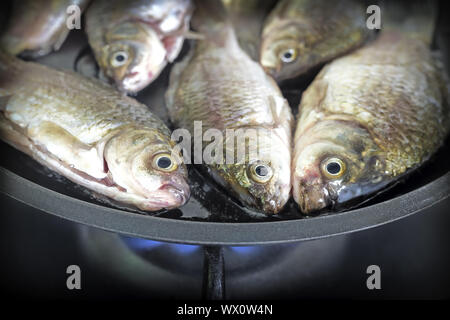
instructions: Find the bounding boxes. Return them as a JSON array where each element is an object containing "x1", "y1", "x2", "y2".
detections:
[{"x1": 1, "y1": 191, "x2": 450, "y2": 300}]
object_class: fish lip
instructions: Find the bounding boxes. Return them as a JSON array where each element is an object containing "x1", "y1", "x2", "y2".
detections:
[
  {"x1": 138, "y1": 181, "x2": 190, "y2": 211},
  {"x1": 159, "y1": 182, "x2": 190, "y2": 206},
  {"x1": 298, "y1": 192, "x2": 328, "y2": 214},
  {"x1": 240, "y1": 185, "x2": 290, "y2": 215},
  {"x1": 295, "y1": 182, "x2": 331, "y2": 214},
  {"x1": 118, "y1": 66, "x2": 161, "y2": 93},
  {"x1": 260, "y1": 198, "x2": 285, "y2": 214},
  {"x1": 262, "y1": 186, "x2": 291, "y2": 214},
  {"x1": 116, "y1": 72, "x2": 149, "y2": 94}
]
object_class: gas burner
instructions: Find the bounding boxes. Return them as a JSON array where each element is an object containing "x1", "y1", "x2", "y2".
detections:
[
  {"x1": 121, "y1": 235, "x2": 293, "y2": 277},
  {"x1": 79, "y1": 226, "x2": 349, "y2": 299}
]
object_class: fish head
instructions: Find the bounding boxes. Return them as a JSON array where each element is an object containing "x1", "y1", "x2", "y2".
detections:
[
  {"x1": 260, "y1": 23, "x2": 311, "y2": 81},
  {"x1": 293, "y1": 120, "x2": 390, "y2": 214},
  {"x1": 211, "y1": 128, "x2": 291, "y2": 214},
  {"x1": 104, "y1": 128, "x2": 190, "y2": 211},
  {"x1": 99, "y1": 22, "x2": 167, "y2": 93}
]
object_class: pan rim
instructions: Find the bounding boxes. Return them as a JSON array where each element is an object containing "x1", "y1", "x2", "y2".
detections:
[{"x1": 0, "y1": 166, "x2": 449, "y2": 245}]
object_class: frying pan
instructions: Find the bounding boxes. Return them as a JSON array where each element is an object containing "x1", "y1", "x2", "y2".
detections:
[
  {"x1": 1, "y1": 166, "x2": 449, "y2": 245},
  {"x1": 1, "y1": 2, "x2": 450, "y2": 246}
]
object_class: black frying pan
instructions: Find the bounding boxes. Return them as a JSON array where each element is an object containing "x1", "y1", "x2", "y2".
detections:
[{"x1": 1, "y1": 1, "x2": 450, "y2": 246}]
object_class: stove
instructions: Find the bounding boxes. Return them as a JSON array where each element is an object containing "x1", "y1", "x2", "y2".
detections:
[{"x1": 1, "y1": 192, "x2": 449, "y2": 300}]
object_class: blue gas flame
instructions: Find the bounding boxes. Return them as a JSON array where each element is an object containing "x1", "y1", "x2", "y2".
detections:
[
  {"x1": 121, "y1": 236, "x2": 259, "y2": 254},
  {"x1": 229, "y1": 246, "x2": 260, "y2": 254}
]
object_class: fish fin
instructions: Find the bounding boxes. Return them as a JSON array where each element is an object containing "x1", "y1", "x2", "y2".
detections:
[
  {"x1": 268, "y1": 95, "x2": 287, "y2": 127},
  {"x1": 166, "y1": 43, "x2": 196, "y2": 115},
  {"x1": 182, "y1": 30, "x2": 206, "y2": 40},
  {"x1": 163, "y1": 35, "x2": 184, "y2": 62},
  {"x1": 381, "y1": 0, "x2": 437, "y2": 45},
  {"x1": 27, "y1": 121, "x2": 106, "y2": 180}
]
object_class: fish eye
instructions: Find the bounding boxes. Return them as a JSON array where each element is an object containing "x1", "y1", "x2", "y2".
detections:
[
  {"x1": 321, "y1": 157, "x2": 346, "y2": 179},
  {"x1": 248, "y1": 162, "x2": 273, "y2": 184},
  {"x1": 279, "y1": 48, "x2": 297, "y2": 63},
  {"x1": 111, "y1": 51, "x2": 128, "y2": 67},
  {"x1": 152, "y1": 154, "x2": 177, "y2": 172}
]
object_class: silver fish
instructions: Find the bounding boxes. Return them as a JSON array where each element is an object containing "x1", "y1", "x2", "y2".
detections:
[
  {"x1": 166, "y1": 0, "x2": 293, "y2": 214},
  {"x1": 292, "y1": 2, "x2": 449, "y2": 214},
  {"x1": 0, "y1": 51, "x2": 190, "y2": 211},
  {"x1": 86, "y1": 0, "x2": 193, "y2": 94},
  {"x1": 0, "y1": 0, "x2": 90, "y2": 57},
  {"x1": 260, "y1": 0, "x2": 368, "y2": 82}
]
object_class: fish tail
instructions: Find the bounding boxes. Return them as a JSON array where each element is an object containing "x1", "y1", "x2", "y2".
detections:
[{"x1": 381, "y1": 0, "x2": 437, "y2": 44}]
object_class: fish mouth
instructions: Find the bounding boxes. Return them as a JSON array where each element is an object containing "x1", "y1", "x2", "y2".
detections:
[
  {"x1": 297, "y1": 189, "x2": 331, "y2": 214},
  {"x1": 260, "y1": 196, "x2": 286, "y2": 214},
  {"x1": 295, "y1": 183, "x2": 331, "y2": 215},
  {"x1": 117, "y1": 71, "x2": 151, "y2": 94},
  {"x1": 236, "y1": 184, "x2": 290, "y2": 215},
  {"x1": 160, "y1": 182, "x2": 190, "y2": 204},
  {"x1": 140, "y1": 182, "x2": 190, "y2": 211},
  {"x1": 261, "y1": 184, "x2": 291, "y2": 214}
]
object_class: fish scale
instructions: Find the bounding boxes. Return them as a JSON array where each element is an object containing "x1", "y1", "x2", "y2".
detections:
[
  {"x1": 260, "y1": 0, "x2": 369, "y2": 82},
  {"x1": 293, "y1": 31, "x2": 450, "y2": 214},
  {"x1": 0, "y1": 52, "x2": 189, "y2": 212},
  {"x1": 86, "y1": 0, "x2": 193, "y2": 93},
  {"x1": 166, "y1": 0, "x2": 293, "y2": 214}
]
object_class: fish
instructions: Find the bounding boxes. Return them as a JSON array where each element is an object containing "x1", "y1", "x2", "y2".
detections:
[
  {"x1": 222, "y1": 0, "x2": 277, "y2": 61},
  {"x1": 166, "y1": 0, "x2": 293, "y2": 214},
  {"x1": 292, "y1": 2, "x2": 450, "y2": 214},
  {"x1": 0, "y1": 0, "x2": 90, "y2": 57},
  {"x1": 86, "y1": 0, "x2": 193, "y2": 94},
  {"x1": 0, "y1": 51, "x2": 190, "y2": 211},
  {"x1": 260, "y1": 0, "x2": 369, "y2": 82}
]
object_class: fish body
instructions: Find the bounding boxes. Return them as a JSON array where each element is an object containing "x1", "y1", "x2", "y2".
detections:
[
  {"x1": 86, "y1": 0, "x2": 193, "y2": 94},
  {"x1": 166, "y1": 0, "x2": 293, "y2": 214},
  {"x1": 292, "y1": 31, "x2": 450, "y2": 214},
  {"x1": 222, "y1": 0, "x2": 277, "y2": 60},
  {"x1": 0, "y1": 52, "x2": 190, "y2": 211},
  {"x1": 260, "y1": 0, "x2": 368, "y2": 82},
  {"x1": 0, "y1": 0, "x2": 90, "y2": 57}
]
